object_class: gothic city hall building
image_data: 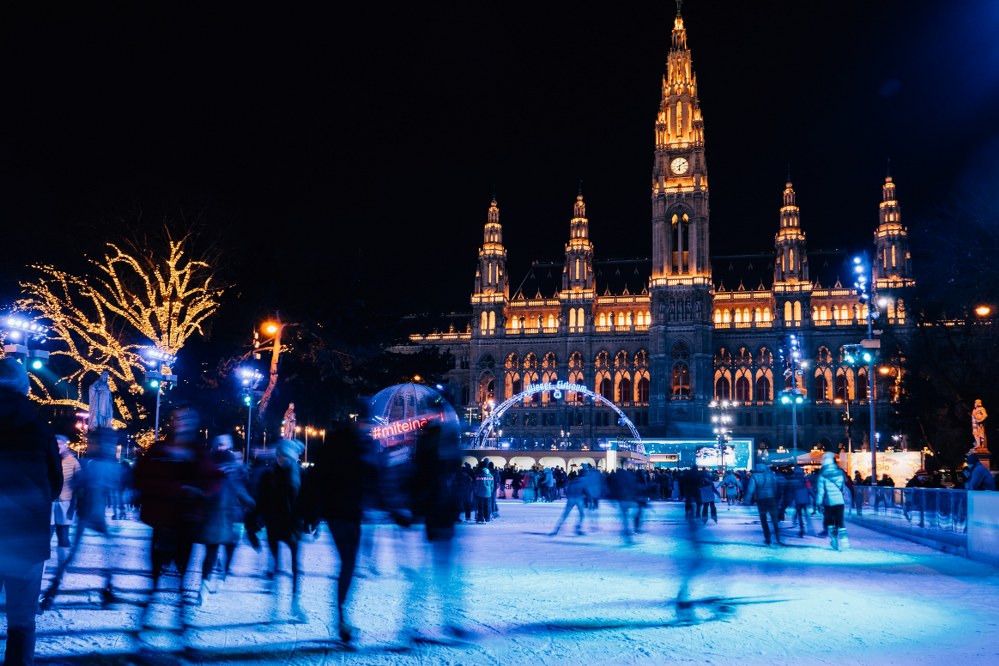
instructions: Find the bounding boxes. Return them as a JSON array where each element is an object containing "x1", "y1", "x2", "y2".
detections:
[{"x1": 407, "y1": 9, "x2": 915, "y2": 457}]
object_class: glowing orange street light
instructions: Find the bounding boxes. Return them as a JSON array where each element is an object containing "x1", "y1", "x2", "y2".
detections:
[{"x1": 975, "y1": 305, "x2": 992, "y2": 318}]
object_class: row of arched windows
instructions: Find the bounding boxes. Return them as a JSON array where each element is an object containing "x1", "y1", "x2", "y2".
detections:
[
  {"x1": 713, "y1": 344, "x2": 892, "y2": 403},
  {"x1": 503, "y1": 350, "x2": 651, "y2": 406}
]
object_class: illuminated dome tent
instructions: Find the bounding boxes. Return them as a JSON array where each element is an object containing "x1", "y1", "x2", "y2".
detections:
[{"x1": 367, "y1": 383, "x2": 461, "y2": 514}]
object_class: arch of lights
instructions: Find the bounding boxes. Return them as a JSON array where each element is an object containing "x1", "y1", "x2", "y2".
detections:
[{"x1": 472, "y1": 380, "x2": 644, "y2": 454}]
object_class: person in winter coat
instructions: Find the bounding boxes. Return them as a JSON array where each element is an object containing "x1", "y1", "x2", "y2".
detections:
[
  {"x1": 814, "y1": 452, "x2": 850, "y2": 550},
  {"x1": 744, "y1": 461, "x2": 782, "y2": 546},
  {"x1": 679, "y1": 466, "x2": 702, "y2": 519},
  {"x1": 472, "y1": 462, "x2": 494, "y2": 523},
  {"x1": 607, "y1": 469, "x2": 640, "y2": 545},
  {"x1": 41, "y1": 430, "x2": 122, "y2": 610},
  {"x1": 49, "y1": 435, "x2": 81, "y2": 570},
  {"x1": 0, "y1": 358, "x2": 62, "y2": 665},
  {"x1": 133, "y1": 404, "x2": 212, "y2": 629},
  {"x1": 455, "y1": 462, "x2": 474, "y2": 521},
  {"x1": 301, "y1": 418, "x2": 379, "y2": 643},
  {"x1": 722, "y1": 469, "x2": 740, "y2": 507},
  {"x1": 255, "y1": 438, "x2": 307, "y2": 621},
  {"x1": 194, "y1": 435, "x2": 250, "y2": 602},
  {"x1": 549, "y1": 467, "x2": 589, "y2": 536},
  {"x1": 401, "y1": 419, "x2": 469, "y2": 643},
  {"x1": 966, "y1": 452, "x2": 996, "y2": 491},
  {"x1": 698, "y1": 469, "x2": 720, "y2": 524},
  {"x1": 789, "y1": 465, "x2": 813, "y2": 537}
]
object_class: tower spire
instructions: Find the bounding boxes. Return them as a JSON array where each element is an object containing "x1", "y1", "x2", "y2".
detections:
[{"x1": 563, "y1": 191, "x2": 594, "y2": 293}]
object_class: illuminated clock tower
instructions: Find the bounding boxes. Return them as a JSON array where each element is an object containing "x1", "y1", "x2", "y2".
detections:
[{"x1": 648, "y1": 4, "x2": 713, "y2": 433}]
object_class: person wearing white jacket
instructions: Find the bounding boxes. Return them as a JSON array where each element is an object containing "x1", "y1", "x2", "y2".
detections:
[{"x1": 815, "y1": 452, "x2": 850, "y2": 550}]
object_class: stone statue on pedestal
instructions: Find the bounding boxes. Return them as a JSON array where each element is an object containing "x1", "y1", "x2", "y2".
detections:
[
  {"x1": 971, "y1": 399, "x2": 988, "y2": 451},
  {"x1": 87, "y1": 369, "x2": 114, "y2": 431}
]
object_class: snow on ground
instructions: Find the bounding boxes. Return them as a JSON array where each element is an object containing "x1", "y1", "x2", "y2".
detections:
[{"x1": 16, "y1": 499, "x2": 999, "y2": 665}]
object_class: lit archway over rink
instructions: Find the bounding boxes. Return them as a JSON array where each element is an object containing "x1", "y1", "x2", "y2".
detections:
[{"x1": 471, "y1": 380, "x2": 644, "y2": 453}]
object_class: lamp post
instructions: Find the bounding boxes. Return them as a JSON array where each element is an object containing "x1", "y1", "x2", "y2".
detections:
[
  {"x1": 2, "y1": 313, "x2": 50, "y2": 376},
  {"x1": 779, "y1": 333, "x2": 807, "y2": 463},
  {"x1": 834, "y1": 396, "x2": 853, "y2": 471},
  {"x1": 142, "y1": 347, "x2": 178, "y2": 443},
  {"x1": 709, "y1": 399, "x2": 733, "y2": 472},
  {"x1": 853, "y1": 255, "x2": 879, "y2": 483},
  {"x1": 238, "y1": 366, "x2": 264, "y2": 461}
]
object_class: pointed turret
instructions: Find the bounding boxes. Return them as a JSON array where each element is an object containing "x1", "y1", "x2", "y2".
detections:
[
  {"x1": 873, "y1": 175, "x2": 914, "y2": 284},
  {"x1": 651, "y1": 2, "x2": 709, "y2": 281},
  {"x1": 563, "y1": 191, "x2": 595, "y2": 293},
  {"x1": 774, "y1": 180, "x2": 809, "y2": 284},
  {"x1": 473, "y1": 198, "x2": 508, "y2": 298}
]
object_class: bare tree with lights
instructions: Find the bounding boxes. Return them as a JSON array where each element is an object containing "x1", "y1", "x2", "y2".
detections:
[{"x1": 15, "y1": 228, "x2": 225, "y2": 442}]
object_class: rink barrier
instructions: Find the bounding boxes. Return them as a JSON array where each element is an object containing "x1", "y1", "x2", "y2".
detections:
[
  {"x1": 967, "y1": 491, "x2": 999, "y2": 565},
  {"x1": 846, "y1": 487, "x2": 968, "y2": 557}
]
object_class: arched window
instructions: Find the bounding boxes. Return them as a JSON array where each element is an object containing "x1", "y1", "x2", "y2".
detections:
[
  {"x1": 784, "y1": 301, "x2": 793, "y2": 321},
  {"x1": 793, "y1": 301, "x2": 802, "y2": 321},
  {"x1": 672, "y1": 363, "x2": 691, "y2": 397},
  {"x1": 569, "y1": 309, "x2": 577, "y2": 328},
  {"x1": 547, "y1": 313, "x2": 556, "y2": 328},
  {"x1": 599, "y1": 312, "x2": 607, "y2": 327},
  {"x1": 715, "y1": 376, "x2": 731, "y2": 400},
  {"x1": 617, "y1": 376, "x2": 633, "y2": 404},
  {"x1": 813, "y1": 373, "x2": 829, "y2": 401},
  {"x1": 735, "y1": 375, "x2": 751, "y2": 402},
  {"x1": 480, "y1": 311, "x2": 488, "y2": 332},
  {"x1": 754, "y1": 375, "x2": 772, "y2": 402},
  {"x1": 598, "y1": 374, "x2": 613, "y2": 401},
  {"x1": 636, "y1": 373, "x2": 650, "y2": 403}
]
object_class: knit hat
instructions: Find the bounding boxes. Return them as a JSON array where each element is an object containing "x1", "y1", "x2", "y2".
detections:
[
  {"x1": 0, "y1": 358, "x2": 30, "y2": 395},
  {"x1": 967, "y1": 452, "x2": 980, "y2": 466}
]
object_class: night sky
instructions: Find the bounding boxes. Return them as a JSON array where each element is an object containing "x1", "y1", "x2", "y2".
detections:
[{"x1": 2, "y1": 1, "x2": 998, "y2": 321}]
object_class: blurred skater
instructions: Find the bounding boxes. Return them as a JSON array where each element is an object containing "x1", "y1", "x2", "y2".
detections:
[
  {"x1": 48, "y1": 435, "x2": 81, "y2": 575},
  {"x1": 401, "y1": 418, "x2": 468, "y2": 644},
  {"x1": 304, "y1": 417, "x2": 378, "y2": 643},
  {"x1": 189, "y1": 435, "x2": 241, "y2": 604},
  {"x1": 40, "y1": 431, "x2": 120, "y2": 610},
  {"x1": 549, "y1": 466, "x2": 588, "y2": 536},
  {"x1": 255, "y1": 438, "x2": 307, "y2": 622},
  {"x1": 0, "y1": 358, "x2": 62, "y2": 665},
  {"x1": 133, "y1": 404, "x2": 208, "y2": 630}
]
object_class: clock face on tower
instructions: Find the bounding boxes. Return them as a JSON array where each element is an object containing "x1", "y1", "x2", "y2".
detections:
[{"x1": 670, "y1": 157, "x2": 689, "y2": 175}]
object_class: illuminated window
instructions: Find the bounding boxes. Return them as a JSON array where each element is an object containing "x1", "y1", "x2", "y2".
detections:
[
  {"x1": 793, "y1": 301, "x2": 802, "y2": 321},
  {"x1": 783, "y1": 301, "x2": 792, "y2": 321},
  {"x1": 569, "y1": 309, "x2": 577, "y2": 328}
]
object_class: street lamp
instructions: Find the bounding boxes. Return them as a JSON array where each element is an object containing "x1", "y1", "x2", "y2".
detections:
[
  {"x1": 834, "y1": 396, "x2": 853, "y2": 469},
  {"x1": 853, "y1": 255, "x2": 879, "y2": 483},
  {"x1": 2, "y1": 313, "x2": 50, "y2": 375},
  {"x1": 709, "y1": 399, "x2": 733, "y2": 471},
  {"x1": 238, "y1": 366, "x2": 264, "y2": 460},
  {"x1": 779, "y1": 333, "x2": 807, "y2": 462},
  {"x1": 142, "y1": 347, "x2": 178, "y2": 443}
]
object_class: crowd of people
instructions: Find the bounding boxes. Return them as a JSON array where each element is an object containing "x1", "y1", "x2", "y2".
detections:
[{"x1": 3, "y1": 357, "x2": 998, "y2": 663}]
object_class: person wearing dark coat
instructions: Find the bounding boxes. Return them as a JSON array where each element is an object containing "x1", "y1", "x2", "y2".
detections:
[
  {"x1": 400, "y1": 418, "x2": 469, "y2": 642},
  {"x1": 966, "y1": 453, "x2": 996, "y2": 491},
  {"x1": 744, "y1": 461, "x2": 782, "y2": 546},
  {"x1": 679, "y1": 466, "x2": 702, "y2": 519},
  {"x1": 789, "y1": 465, "x2": 813, "y2": 537},
  {"x1": 255, "y1": 438, "x2": 307, "y2": 622},
  {"x1": 0, "y1": 358, "x2": 62, "y2": 665},
  {"x1": 454, "y1": 462, "x2": 474, "y2": 522},
  {"x1": 133, "y1": 404, "x2": 209, "y2": 629},
  {"x1": 302, "y1": 420, "x2": 378, "y2": 643}
]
